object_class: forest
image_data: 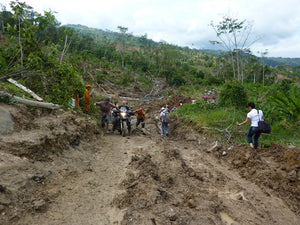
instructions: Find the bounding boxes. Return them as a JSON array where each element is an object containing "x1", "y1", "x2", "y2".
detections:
[{"x1": 0, "y1": 1, "x2": 299, "y2": 146}]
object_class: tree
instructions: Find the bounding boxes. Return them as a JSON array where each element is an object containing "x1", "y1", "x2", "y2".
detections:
[
  {"x1": 7, "y1": 1, "x2": 58, "y2": 68},
  {"x1": 116, "y1": 26, "x2": 131, "y2": 68},
  {"x1": 244, "y1": 53, "x2": 260, "y2": 83},
  {"x1": 0, "y1": 3, "x2": 8, "y2": 32},
  {"x1": 258, "y1": 49, "x2": 268, "y2": 86},
  {"x1": 210, "y1": 16, "x2": 259, "y2": 83},
  {"x1": 9, "y1": 1, "x2": 29, "y2": 66},
  {"x1": 138, "y1": 34, "x2": 155, "y2": 71},
  {"x1": 155, "y1": 42, "x2": 180, "y2": 81}
]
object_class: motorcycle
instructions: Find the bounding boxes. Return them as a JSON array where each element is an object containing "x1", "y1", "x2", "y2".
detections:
[{"x1": 112, "y1": 108, "x2": 134, "y2": 137}]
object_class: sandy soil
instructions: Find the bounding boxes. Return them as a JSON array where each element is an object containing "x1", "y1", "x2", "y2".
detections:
[{"x1": 0, "y1": 98, "x2": 299, "y2": 225}]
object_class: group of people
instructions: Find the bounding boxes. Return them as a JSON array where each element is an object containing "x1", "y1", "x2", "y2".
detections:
[
  {"x1": 80, "y1": 83, "x2": 177, "y2": 136},
  {"x1": 73, "y1": 85, "x2": 147, "y2": 133},
  {"x1": 80, "y1": 84, "x2": 265, "y2": 148},
  {"x1": 92, "y1": 97, "x2": 174, "y2": 137},
  {"x1": 94, "y1": 98, "x2": 146, "y2": 133},
  {"x1": 72, "y1": 84, "x2": 93, "y2": 113},
  {"x1": 203, "y1": 88, "x2": 219, "y2": 103}
]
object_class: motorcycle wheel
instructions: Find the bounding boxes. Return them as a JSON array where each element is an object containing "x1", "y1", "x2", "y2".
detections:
[{"x1": 121, "y1": 120, "x2": 126, "y2": 137}]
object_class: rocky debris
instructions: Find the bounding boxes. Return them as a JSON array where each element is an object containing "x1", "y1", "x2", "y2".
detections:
[
  {"x1": 0, "y1": 106, "x2": 14, "y2": 134},
  {"x1": 32, "y1": 199, "x2": 47, "y2": 211}
]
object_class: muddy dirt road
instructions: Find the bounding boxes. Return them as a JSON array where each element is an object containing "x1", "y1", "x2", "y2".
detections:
[{"x1": 0, "y1": 101, "x2": 299, "y2": 225}]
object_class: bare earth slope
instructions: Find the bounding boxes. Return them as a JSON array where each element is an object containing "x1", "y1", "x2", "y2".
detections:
[{"x1": 0, "y1": 100, "x2": 299, "y2": 225}]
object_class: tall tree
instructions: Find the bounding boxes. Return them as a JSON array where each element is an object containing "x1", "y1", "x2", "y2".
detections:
[
  {"x1": 210, "y1": 16, "x2": 259, "y2": 83},
  {"x1": 116, "y1": 26, "x2": 131, "y2": 68},
  {"x1": 155, "y1": 42, "x2": 180, "y2": 81},
  {"x1": 7, "y1": 1, "x2": 57, "y2": 68},
  {"x1": 0, "y1": 3, "x2": 7, "y2": 32},
  {"x1": 138, "y1": 34, "x2": 155, "y2": 72},
  {"x1": 258, "y1": 49, "x2": 268, "y2": 85},
  {"x1": 9, "y1": 1, "x2": 29, "y2": 66}
]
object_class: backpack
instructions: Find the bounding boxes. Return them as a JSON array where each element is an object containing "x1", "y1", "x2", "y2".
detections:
[{"x1": 163, "y1": 111, "x2": 170, "y2": 123}]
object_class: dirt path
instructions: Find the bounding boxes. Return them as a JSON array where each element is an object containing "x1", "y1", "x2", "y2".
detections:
[
  {"x1": 0, "y1": 102, "x2": 299, "y2": 225},
  {"x1": 15, "y1": 135, "x2": 137, "y2": 225},
  {"x1": 11, "y1": 132, "x2": 299, "y2": 225}
]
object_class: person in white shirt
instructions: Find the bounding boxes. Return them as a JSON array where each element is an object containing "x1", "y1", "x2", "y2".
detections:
[
  {"x1": 236, "y1": 102, "x2": 264, "y2": 149},
  {"x1": 160, "y1": 107, "x2": 169, "y2": 136}
]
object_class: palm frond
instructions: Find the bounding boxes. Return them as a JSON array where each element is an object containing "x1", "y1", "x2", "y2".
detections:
[{"x1": 268, "y1": 91, "x2": 300, "y2": 120}]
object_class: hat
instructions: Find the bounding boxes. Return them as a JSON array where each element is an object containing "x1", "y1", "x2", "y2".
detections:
[
  {"x1": 86, "y1": 84, "x2": 92, "y2": 88},
  {"x1": 161, "y1": 107, "x2": 165, "y2": 111},
  {"x1": 105, "y1": 98, "x2": 110, "y2": 102},
  {"x1": 139, "y1": 108, "x2": 143, "y2": 111}
]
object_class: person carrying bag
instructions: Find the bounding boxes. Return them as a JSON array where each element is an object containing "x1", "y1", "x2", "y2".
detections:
[{"x1": 236, "y1": 102, "x2": 267, "y2": 149}]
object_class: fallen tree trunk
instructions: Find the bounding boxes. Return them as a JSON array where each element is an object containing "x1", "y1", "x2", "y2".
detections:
[
  {"x1": 7, "y1": 78, "x2": 43, "y2": 101},
  {"x1": 0, "y1": 91, "x2": 60, "y2": 109}
]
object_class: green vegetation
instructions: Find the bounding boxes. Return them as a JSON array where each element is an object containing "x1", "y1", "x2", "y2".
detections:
[
  {"x1": 0, "y1": 1, "x2": 299, "y2": 146},
  {"x1": 218, "y1": 81, "x2": 247, "y2": 108},
  {"x1": 175, "y1": 81, "x2": 300, "y2": 146}
]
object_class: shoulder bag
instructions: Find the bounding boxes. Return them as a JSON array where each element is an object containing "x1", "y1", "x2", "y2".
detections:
[{"x1": 257, "y1": 110, "x2": 271, "y2": 133}]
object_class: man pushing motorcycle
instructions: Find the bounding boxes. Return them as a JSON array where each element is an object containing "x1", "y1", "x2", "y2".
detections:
[{"x1": 94, "y1": 98, "x2": 118, "y2": 131}]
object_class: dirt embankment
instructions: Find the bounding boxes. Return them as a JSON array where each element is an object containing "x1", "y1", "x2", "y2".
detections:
[{"x1": 0, "y1": 99, "x2": 299, "y2": 225}]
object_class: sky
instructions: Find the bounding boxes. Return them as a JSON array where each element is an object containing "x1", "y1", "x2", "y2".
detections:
[{"x1": 2, "y1": 0, "x2": 300, "y2": 58}]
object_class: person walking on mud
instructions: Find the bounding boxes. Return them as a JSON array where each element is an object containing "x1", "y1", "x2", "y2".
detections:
[
  {"x1": 134, "y1": 108, "x2": 146, "y2": 129},
  {"x1": 94, "y1": 98, "x2": 118, "y2": 131},
  {"x1": 236, "y1": 102, "x2": 264, "y2": 149},
  {"x1": 160, "y1": 107, "x2": 170, "y2": 136}
]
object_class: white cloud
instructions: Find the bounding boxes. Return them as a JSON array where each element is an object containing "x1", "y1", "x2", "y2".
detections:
[{"x1": 2, "y1": 0, "x2": 300, "y2": 57}]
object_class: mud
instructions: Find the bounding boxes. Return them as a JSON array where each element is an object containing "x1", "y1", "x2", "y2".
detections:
[{"x1": 0, "y1": 97, "x2": 299, "y2": 225}]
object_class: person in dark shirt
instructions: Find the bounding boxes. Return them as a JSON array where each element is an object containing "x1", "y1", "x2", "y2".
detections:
[{"x1": 94, "y1": 98, "x2": 118, "y2": 130}]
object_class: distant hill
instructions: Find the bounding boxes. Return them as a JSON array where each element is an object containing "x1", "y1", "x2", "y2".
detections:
[
  {"x1": 261, "y1": 57, "x2": 300, "y2": 67},
  {"x1": 199, "y1": 49, "x2": 300, "y2": 67},
  {"x1": 65, "y1": 24, "x2": 120, "y2": 40},
  {"x1": 64, "y1": 24, "x2": 300, "y2": 67},
  {"x1": 64, "y1": 24, "x2": 157, "y2": 46}
]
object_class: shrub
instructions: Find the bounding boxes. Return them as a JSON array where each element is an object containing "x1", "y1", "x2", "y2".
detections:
[
  {"x1": 23, "y1": 63, "x2": 85, "y2": 106},
  {"x1": 218, "y1": 80, "x2": 248, "y2": 108},
  {"x1": 202, "y1": 76, "x2": 224, "y2": 85},
  {"x1": 169, "y1": 74, "x2": 186, "y2": 86}
]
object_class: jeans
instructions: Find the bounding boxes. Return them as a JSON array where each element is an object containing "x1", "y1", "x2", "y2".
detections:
[
  {"x1": 161, "y1": 122, "x2": 168, "y2": 135},
  {"x1": 247, "y1": 126, "x2": 261, "y2": 149},
  {"x1": 136, "y1": 118, "x2": 145, "y2": 128},
  {"x1": 101, "y1": 115, "x2": 110, "y2": 128}
]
